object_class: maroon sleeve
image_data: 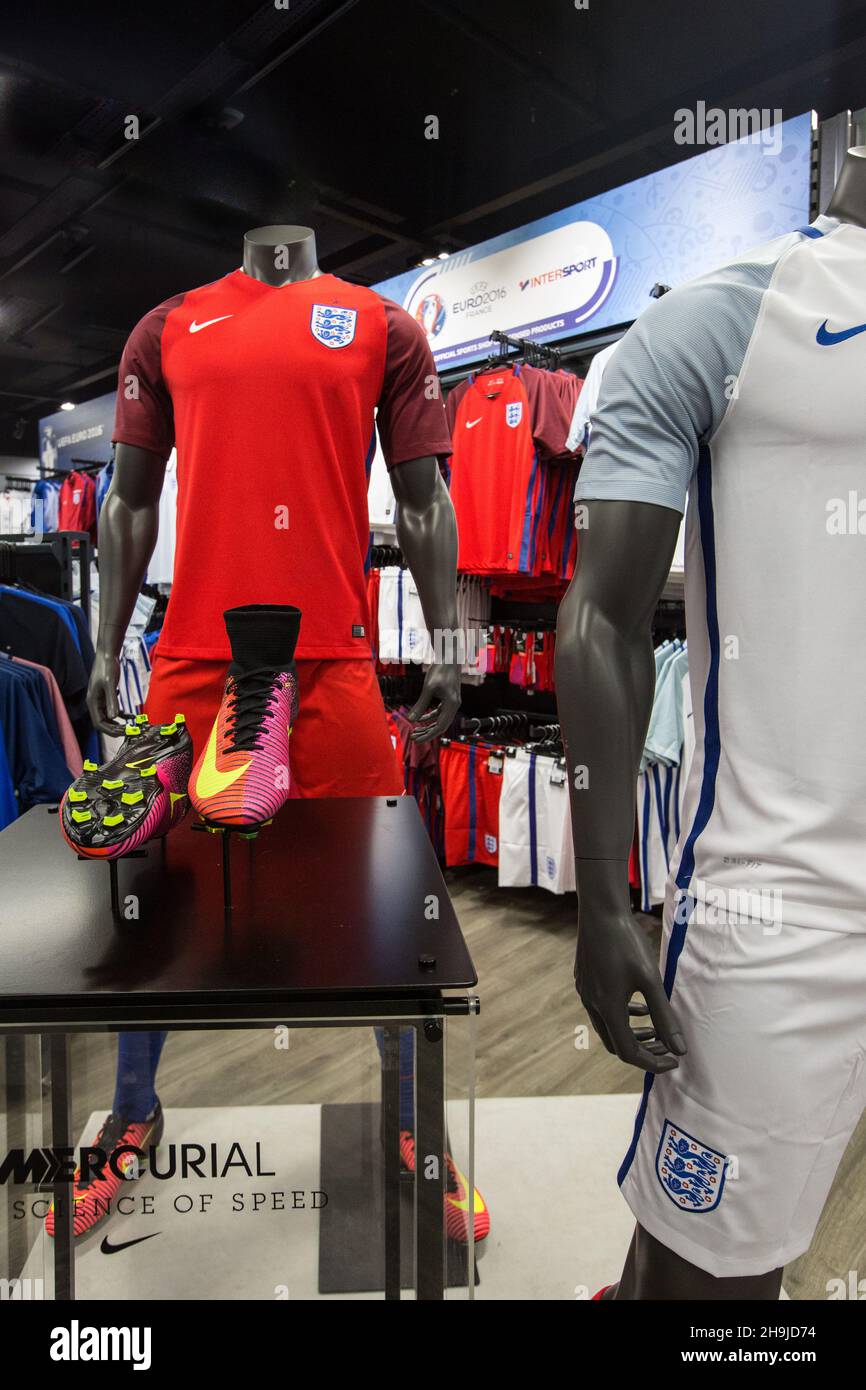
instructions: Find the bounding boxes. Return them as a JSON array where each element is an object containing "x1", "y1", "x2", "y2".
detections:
[
  {"x1": 112, "y1": 293, "x2": 184, "y2": 456},
  {"x1": 520, "y1": 363, "x2": 574, "y2": 458},
  {"x1": 376, "y1": 297, "x2": 452, "y2": 468}
]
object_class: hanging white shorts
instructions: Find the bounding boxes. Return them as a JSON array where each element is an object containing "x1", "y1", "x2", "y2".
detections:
[
  {"x1": 376, "y1": 567, "x2": 432, "y2": 665},
  {"x1": 498, "y1": 749, "x2": 574, "y2": 894},
  {"x1": 618, "y1": 886, "x2": 866, "y2": 1277}
]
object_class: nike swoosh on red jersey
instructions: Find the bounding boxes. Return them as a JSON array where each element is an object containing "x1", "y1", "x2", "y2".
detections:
[
  {"x1": 189, "y1": 316, "x2": 234, "y2": 333},
  {"x1": 465, "y1": 418, "x2": 483, "y2": 428}
]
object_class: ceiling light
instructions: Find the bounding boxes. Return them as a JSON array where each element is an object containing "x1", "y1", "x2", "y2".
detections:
[
  {"x1": 60, "y1": 401, "x2": 75, "y2": 411},
  {"x1": 437, "y1": 251, "x2": 450, "y2": 260},
  {"x1": 420, "y1": 257, "x2": 436, "y2": 267}
]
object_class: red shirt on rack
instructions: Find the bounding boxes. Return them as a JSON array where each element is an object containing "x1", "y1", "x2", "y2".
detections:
[
  {"x1": 446, "y1": 363, "x2": 575, "y2": 578},
  {"x1": 57, "y1": 470, "x2": 97, "y2": 542}
]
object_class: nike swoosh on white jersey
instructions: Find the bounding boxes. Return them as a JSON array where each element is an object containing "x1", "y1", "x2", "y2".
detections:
[
  {"x1": 465, "y1": 418, "x2": 483, "y2": 429},
  {"x1": 189, "y1": 315, "x2": 233, "y2": 333}
]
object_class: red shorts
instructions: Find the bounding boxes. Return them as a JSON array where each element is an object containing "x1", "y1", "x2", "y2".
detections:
[
  {"x1": 438, "y1": 740, "x2": 503, "y2": 868},
  {"x1": 146, "y1": 654, "x2": 403, "y2": 799}
]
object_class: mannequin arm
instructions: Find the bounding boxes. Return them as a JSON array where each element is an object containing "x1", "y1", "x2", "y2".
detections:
[
  {"x1": 88, "y1": 443, "x2": 167, "y2": 733},
  {"x1": 389, "y1": 455, "x2": 461, "y2": 741},
  {"x1": 555, "y1": 498, "x2": 686, "y2": 1073}
]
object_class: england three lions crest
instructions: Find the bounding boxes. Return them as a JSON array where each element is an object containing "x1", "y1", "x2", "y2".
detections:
[
  {"x1": 310, "y1": 304, "x2": 357, "y2": 349},
  {"x1": 656, "y1": 1119, "x2": 727, "y2": 1212}
]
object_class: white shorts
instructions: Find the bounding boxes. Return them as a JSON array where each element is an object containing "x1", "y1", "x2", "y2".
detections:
[
  {"x1": 619, "y1": 889, "x2": 866, "y2": 1277},
  {"x1": 498, "y1": 749, "x2": 574, "y2": 894},
  {"x1": 376, "y1": 567, "x2": 433, "y2": 665}
]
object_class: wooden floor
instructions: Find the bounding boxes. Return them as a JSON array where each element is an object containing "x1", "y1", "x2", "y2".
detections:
[{"x1": 53, "y1": 863, "x2": 866, "y2": 1299}]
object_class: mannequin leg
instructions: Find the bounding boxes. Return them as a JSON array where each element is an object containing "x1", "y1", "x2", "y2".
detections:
[
  {"x1": 113, "y1": 1030, "x2": 168, "y2": 1119},
  {"x1": 606, "y1": 1223, "x2": 783, "y2": 1300}
]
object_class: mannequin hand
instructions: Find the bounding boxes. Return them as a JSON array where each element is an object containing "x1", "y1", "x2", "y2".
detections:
[
  {"x1": 576, "y1": 907, "x2": 687, "y2": 1074},
  {"x1": 407, "y1": 663, "x2": 461, "y2": 741},
  {"x1": 87, "y1": 650, "x2": 124, "y2": 735}
]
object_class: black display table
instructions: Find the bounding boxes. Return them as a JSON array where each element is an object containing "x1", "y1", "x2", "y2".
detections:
[{"x1": 0, "y1": 798, "x2": 478, "y2": 1302}]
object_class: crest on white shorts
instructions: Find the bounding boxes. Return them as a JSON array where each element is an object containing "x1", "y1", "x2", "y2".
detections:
[
  {"x1": 505, "y1": 401, "x2": 523, "y2": 428},
  {"x1": 310, "y1": 304, "x2": 357, "y2": 348},
  {"x1": 656, "y1": 1119, "x2": 727, "y2": 1212}
]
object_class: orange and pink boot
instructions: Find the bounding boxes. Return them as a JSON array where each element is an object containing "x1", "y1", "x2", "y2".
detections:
[{"x1": 189, "y1": 604, "x2": 301, "y2": 836}]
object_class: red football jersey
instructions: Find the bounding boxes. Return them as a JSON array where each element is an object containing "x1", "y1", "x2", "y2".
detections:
[
  {"x1": 446, "y1": 363, "x2": 573, "y2": 576},
  {"x1": 113, "y1": 272, "x2": 451, "y2": 660},
  {"x1": 448, "y1": 367, "x2": 539, "y2": 575},
  {"x1": 58, "y1": 470, "x2": 97, "y2": 542}
]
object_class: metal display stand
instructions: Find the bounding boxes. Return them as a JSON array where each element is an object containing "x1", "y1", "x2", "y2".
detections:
[{"x1": 0, "y1": 797, "x2": 478, "y2": 1302}]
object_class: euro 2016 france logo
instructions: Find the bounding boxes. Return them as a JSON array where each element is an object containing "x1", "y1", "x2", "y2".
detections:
[
  {"x1": 310, "y1": 304, "x2": 357, "y2": 349},
  {"x1": 656, "y1": 1120, "x2": 727, "y2": 1212},
  {"x1": 505, "y1": 401, "x2": 523, "y2": 428}
]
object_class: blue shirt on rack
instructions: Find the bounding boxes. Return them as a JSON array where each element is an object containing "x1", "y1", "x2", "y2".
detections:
[{"x1": 0, "y1": 658, "x2": 73, "y2": 813}]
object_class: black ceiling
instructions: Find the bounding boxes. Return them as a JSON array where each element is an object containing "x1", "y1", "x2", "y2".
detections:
[{"x1": 1, "y1": 0, "x2": 865, "y2": 451}]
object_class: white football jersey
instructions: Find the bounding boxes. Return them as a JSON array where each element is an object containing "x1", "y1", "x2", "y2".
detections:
[{"x1": 578, "y1": 215, "x2": 866, "y2": 932}]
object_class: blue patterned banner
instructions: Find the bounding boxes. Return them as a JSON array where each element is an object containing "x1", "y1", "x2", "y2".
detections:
[{"x1": 374, "y1": 113, "x2": 813, "y2": 368}]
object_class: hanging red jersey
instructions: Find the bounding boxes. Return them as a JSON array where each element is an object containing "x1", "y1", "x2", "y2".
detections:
[
  {"x1": 447, "y1": 362, "x2": 574, "y2": 578},
  {"x1": 58, "y1": 470, "x2": 97, "y2": 542},
  {"x1": 448, "y1": 366, "x2": 538, "y2": 574}
]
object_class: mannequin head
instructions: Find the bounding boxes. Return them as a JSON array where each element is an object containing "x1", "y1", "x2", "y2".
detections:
[
  {"x1": 242, "y1": 224, "x2": 320, "y2": 286},
  {"x1": 825, "y1": 146, "x2": 866, "y2": 228}
]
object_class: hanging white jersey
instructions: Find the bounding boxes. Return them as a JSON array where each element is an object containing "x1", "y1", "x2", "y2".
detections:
[
  {"x1": 566, "y1": 342, "x2": 619, "y2": 452},
  {"x1": 367, "y1": 431, "x2": 398, "y2": 534},
  {"x1": 147, "y1": 452, "x2": 178, "y2": 585},
  {"x1": 578, "y1": 214, "x2": 866, "y2": 932}
]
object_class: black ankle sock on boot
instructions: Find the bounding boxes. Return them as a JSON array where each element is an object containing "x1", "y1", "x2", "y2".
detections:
[{"x1": 223, "y1": 605, "x2": 302, "y2": 672}]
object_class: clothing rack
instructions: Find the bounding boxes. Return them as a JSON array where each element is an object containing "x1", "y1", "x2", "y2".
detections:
[
  {"x1": 2, "y1": 476, "x2": 34, "y2": 491},
  {"x1": 486, "y1": 329, "x2": 563, "y2": 371},
  {"x1": 40, "y1": 460, "x2": 104, "y2": 479},
  {"x1": 0, "y1": 531, "x2": 93, "y2": 635},
  {"x1": 369, "y1": 543, "x2": 404, "y2": 569},
  {"x1": 653, "y1": 597, "x2": 686, "y2": 641},
  {"x1": 378, "y1": 672, "x2": 414, "y2": 701},
  {"x1": 492, "y1": 616, "x2": 556, "y2": 631},
  {"x1": 457, "y1": 710, "x2": 559, "y2": 740}
]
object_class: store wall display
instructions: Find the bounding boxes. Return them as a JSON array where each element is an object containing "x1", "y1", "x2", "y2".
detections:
[{"x1": 375, "y1": 113, "x2": 812, "y2": 368}]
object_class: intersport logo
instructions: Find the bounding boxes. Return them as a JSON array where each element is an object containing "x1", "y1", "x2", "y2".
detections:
[{"x1": 519, "y1": 257, "x2": 598, "y2": 290}]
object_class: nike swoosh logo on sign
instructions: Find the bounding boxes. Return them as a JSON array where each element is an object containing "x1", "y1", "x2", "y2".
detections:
[
  {"x1": 100, "y1": 1232, "x2": 160, "y2": 1255},
  {"x1": 189, "y1": 315, "x2": 233, "y2": 333},
  {"x1": 816, "y1": 319, "x2": 866, "y2": 345},
  {"x1": 466, "y1": 418, "x2": 483, "y2": 429},
  {"x1": 195, "y1": 724, "x2": 250, "y2": 798}
]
